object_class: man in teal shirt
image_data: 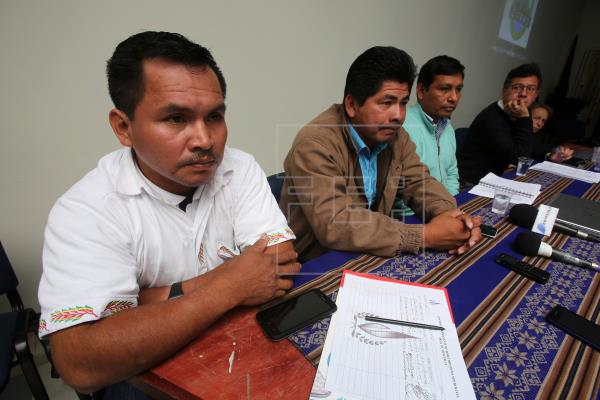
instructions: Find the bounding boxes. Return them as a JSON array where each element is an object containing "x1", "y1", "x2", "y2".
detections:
[{"x1": 403, "y1": 55, "x2": 464, "y2": 196}]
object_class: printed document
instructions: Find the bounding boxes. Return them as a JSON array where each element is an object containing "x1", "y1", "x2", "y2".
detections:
[
  {"x1": 310, "y1": 271, "x2": 475, "y2": 399},
  {"x1": 530, "y1": 161, "x2": 600, "y2": 183}
]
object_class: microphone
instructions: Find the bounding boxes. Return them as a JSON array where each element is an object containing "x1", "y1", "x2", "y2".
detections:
[
  {"x1": 509, "y1": 204, "x2": 600, "y2": 243},
  {"x1": 514, "y1": 231, "x2": 599, "y2": 272}
]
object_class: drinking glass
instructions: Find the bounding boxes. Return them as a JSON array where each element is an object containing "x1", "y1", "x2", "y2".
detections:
[
  {"x1": 516, "y1": 157, "x2": 534, "y2": 176},
  {"x1": 491, "y1": 191, "x2": 511, "y2": 215}
]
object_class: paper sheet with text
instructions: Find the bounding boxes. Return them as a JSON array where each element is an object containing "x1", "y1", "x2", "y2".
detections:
[
  {"x1": 530, "y1": 161, "x2": 600, "y2": 183},
  {"x1": 310, "y1": 271, "x2": 475, "y2": 400}
]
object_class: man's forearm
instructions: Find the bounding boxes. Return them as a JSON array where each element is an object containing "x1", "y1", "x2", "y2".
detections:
[
  {"x1": 50, "y1": 273, "x2": 238, "y2": 394},
  {"x1": 138, "y1": 241, "x2": 296, "y2": 305},
  {"x1": 52, "y1": 239, "x2": 299, "y2": 394},
  {"x1": 137, "y1": 273, "x2": 212, "y2": 305},
  {"x1": 314, "y1": 207, "x2": 423, "y2": 256},
  {"x1": 511, "y1": 117, "x2": 534, "y2": 159}
]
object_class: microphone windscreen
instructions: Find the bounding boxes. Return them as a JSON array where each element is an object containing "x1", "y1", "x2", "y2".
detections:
[
  {"x1": 514, "y1": 231, "x2": 542, "y2": 256},
  {"x1": 509, "y1": 204, "x2": 538, "y2": 228}
]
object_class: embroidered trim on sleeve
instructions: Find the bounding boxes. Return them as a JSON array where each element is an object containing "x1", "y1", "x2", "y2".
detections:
[
  {"x1": 51, "y1": 306, "x2": 98, "y2": 323},
  {"x1": 100, "y1": 300, "x2": 136, "y2": 317},
  {"x1": 38, "y1": 319, "x2": 48, "y2": 334},
  {"x1": 265, "y1": 228, "x2": 296, "y2": 246}
]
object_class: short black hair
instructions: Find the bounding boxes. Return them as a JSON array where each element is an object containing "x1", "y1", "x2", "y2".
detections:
[
  {"x1": 344, "y1": 46, "x2": 416, "y2": 106},
  {"x1": 503, "y1": 63, "x2": 542, "y2": 88},
  {"x1": 417, "y1": 55, "x2": 465, "y2": 89},
  {"x1": 106, "y1": 31, "x2": 226, "y2": 119}
]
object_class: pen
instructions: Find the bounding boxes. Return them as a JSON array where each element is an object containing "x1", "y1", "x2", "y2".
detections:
[{"x1": 365, "y1": 316, "x2": 445, "y2": 331}]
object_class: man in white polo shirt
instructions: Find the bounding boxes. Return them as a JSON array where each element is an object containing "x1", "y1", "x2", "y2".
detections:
[{"x1": 38, "y1": 31, "x2": 298, "y2": 396}]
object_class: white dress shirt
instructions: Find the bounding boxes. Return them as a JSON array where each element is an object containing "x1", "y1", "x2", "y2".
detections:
[{"x1": 38, "y1": 147, "x2": 294, "y2": 337}]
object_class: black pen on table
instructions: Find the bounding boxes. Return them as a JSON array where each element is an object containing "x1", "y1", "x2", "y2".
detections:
[{"x1": 365, "y1": 316, "x2": 445, "y2": 331}]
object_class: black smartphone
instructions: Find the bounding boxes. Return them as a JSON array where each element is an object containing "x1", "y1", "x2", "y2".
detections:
[
  {"x1": 256, "y1": 289, "x2": 337, "y2": 341},
  {"x1": 545, "y1": 305, "x2": 600, "y2": 351},
  {"x1": 495, "y1": 253, "x2": 549, "y2": 284},
  {"x1": 481, "y1": 224, "x2": 497, "y2": 239}
]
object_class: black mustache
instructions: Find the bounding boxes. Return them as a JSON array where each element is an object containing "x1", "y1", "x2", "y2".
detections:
[
  {"x1": 179, "y1": 150, "x2": 217, "y2": 166},
  {"x1": 352, "y1": 124, "x2": 402, "y2": 128}
]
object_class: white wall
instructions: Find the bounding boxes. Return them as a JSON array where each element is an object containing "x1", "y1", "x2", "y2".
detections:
[{"x1": 0, "y1": 0, "x2": 585, "y2": 311}]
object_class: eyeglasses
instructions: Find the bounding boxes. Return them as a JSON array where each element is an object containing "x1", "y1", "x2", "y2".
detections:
[{"x1": 510, "y1": 84, "x2": 538, "y2": 93}]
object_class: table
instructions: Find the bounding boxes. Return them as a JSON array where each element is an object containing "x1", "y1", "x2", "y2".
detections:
[
  {"x1": 130, "y1": 305, "x2": 316, "y2": 399},
  {"x1": 136, "y1": 165, "x2": 600, "y2": 399}
]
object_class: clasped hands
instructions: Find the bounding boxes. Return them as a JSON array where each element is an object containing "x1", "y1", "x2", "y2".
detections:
[{"x1": 423, "y1": 208, "x2": 483, "y2": 255}]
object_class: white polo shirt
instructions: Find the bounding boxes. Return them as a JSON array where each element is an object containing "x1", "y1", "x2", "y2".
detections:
[{"x1": 38, "y1": 147, "x2": 294, "y2": 337}]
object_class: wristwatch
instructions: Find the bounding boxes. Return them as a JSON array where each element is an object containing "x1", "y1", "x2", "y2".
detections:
[{"x1": 168, "y1": 281, "x2": 184, "y2": 299}]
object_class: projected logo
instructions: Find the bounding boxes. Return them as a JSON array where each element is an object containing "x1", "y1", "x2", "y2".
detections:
[
  {"x1": 498, "y1": 0, "x2": 538, "y2": 49},
  {"x1": 509, "y1": 0, "x2": 534, "y2": 40}
]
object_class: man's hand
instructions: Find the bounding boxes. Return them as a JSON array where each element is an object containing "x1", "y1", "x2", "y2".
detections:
[
  {"x1": 450, "y1": 209, "x2": 482, "y2": 255},
  {"x1": 217, "y1": 237, "x2": 301, "y2": 306},
  {"x1": 550, "y1": 146, "x2": 574, "y2": 162},
  {"x1": 423, "y1": 209, "x2": 482, "y2": 254},
  {"x1": 138, "y1": 239, "x2": 299, "y2": 306},
  {"x1": 505, "y1": 99, "x2": 529, "y2": 119}
]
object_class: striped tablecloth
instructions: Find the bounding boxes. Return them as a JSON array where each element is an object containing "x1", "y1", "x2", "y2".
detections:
[{"x1": 287, "y1": 167, "x2": 600, "y2": 400}]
